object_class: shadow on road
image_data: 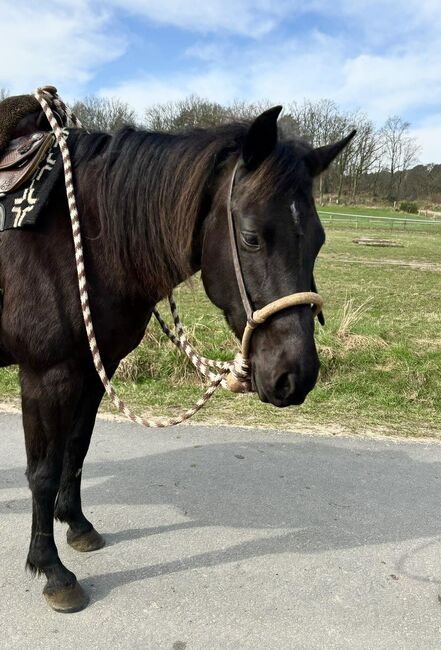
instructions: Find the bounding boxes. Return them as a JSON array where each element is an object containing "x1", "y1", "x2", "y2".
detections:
[{"x1": 2, "y1": 436, "x2": 441, "y2": 601}]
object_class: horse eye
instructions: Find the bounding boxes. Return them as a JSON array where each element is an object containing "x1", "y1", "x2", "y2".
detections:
[{"x1": 240, "y1": 231, "x2": 260, "y2": 249}]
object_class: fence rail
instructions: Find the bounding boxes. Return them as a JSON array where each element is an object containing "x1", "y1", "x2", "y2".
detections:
[{"x1": 318, "y1": 211, "x2": 441, "y2": 233}]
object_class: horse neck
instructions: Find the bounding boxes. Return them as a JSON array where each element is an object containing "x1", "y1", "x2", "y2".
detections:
[{"x1": 76, "y1": 129, "x2": 221, "y2": 303}]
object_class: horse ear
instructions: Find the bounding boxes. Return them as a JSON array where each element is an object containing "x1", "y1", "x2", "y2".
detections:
[
  {"x1": 304, "y1": 130, "x2": 356, "y2": 177},
  {"x1": 242, "y1": 105, "x2": 282, "y2": 171}
]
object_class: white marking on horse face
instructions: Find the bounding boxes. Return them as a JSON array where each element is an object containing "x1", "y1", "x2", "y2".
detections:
[
  {"x1": 290, "y1": 201, "x2": 300, "y2": 225},
  {"x1": 75, "y1": 468, "x2": 82, "y2": 478}
]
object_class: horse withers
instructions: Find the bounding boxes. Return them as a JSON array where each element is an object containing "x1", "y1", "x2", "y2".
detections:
[{"x1": 0, "y1": 104, "x2": 354, "y2": 611}]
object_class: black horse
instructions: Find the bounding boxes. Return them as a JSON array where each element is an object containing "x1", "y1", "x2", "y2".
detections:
[{"x1": 0, "y1": 106, "x2": 354, "y2": 612}]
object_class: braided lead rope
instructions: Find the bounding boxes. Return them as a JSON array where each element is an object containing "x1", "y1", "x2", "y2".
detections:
[
  {"x1": 53, "y1": 97, "x2": 84, "y2": 129},
  {"x1": 34, "y1": 87, "x2": 228, "y2": 427},
  {"x1": 153, "y1": 307, "x2": 228, "y2": 382},
  {"x1": 167, "y1": 296, "x2": 230, "y2": 370},
  {"x1": 37, "y1": 86, "x2": 85, "y2": 130},
  {"x1": 154, "y1": 295, "x2": 231, "y2": 371},
  {"x1": 50, "y1": 88, "x2": 228, "y2": 388},
  {"x1": 153, "y1": 298, "x2": 252, "y2": 393},
  {"x1": 153, "y1": 303, "x2": 233, "y2": 389}
]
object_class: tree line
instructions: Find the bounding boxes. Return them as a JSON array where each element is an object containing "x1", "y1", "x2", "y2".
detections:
[{"x1": 2, "y1": 88, "x2": 439, "y2": 206}]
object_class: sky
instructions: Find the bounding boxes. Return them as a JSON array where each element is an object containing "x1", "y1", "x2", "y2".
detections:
[{"x1": 0, "y1": 0, "x2": 440, "y2": 163}]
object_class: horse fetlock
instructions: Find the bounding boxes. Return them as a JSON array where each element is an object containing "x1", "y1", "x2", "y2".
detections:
[
  {"x1": 44, "y1": 563, "x2": 77, "y2": 588},
  {"x1": 53, "y1": 494, "x2": 84, "y2": 525},
  {"x1": 55, "y1": 499, "x2": 96, "y2": 540},
  {"x1": 26, "y1": 535, "x2": 59, "y2": 574}
]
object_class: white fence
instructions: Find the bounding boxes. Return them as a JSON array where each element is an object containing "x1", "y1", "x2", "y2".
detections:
[{"x1": 318, "y1": 211, "x2": 441, "y2": 232}]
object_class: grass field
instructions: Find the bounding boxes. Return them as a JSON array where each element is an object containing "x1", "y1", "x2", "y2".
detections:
[
  {"x1": 0, "y1": 221, "x2": 440, "y2": 437},
  {"x1": 318, "y1": 204, "x2": 441, "y2": 235}
]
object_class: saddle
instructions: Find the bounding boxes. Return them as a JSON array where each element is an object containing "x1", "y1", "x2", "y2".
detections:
[
  {"x1": 0, "y1": 90, "x2": 64, "y2": 232},
  {"x1": 0, "y1": 131, "x2": 54, "y2": 194},
  {"x1": 0, "y1": 88, "x2": 65, "y2": 196}
]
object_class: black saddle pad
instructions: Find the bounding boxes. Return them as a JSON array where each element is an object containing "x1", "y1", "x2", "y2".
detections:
[{"x1": 0, "y1": 140, "x2": 62, "y2": 231}]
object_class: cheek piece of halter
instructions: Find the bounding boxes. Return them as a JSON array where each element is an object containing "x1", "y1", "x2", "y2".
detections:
[{"x1": 225, "y1": 160, "x2": 323, "y2": 393}]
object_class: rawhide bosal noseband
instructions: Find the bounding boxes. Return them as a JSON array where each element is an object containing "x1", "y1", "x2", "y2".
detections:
[{"x1": 33, "y1": 86, "x2": 323, "y2": 428}]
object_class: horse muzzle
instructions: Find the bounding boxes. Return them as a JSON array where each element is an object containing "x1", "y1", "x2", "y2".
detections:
[{"x1": 226, "y1": 291, "x2": 323, "y2": 397}]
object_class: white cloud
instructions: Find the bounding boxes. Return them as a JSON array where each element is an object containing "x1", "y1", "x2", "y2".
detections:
[
  {"x1": 99, "y1": 68, "x2": 242, "y2": 116},
  {"x1": 337, "y1": 50, "x2": 441, "y2": 122},
  {"x1": 2, "y1": 0, "x2": 441, "y2": 161},
  {"x1": 411, "y1": 115, "x2": 441, "y2": 164},
  {"x1": 100, "y1": 30, "x2": 345, "y2": 112},
  {"x1": 311, "y1": 0, "x2": 441, "y2": 41},
  {"x1": 102, "y1": 28, "x2": 440, "y2": 119},
  {"x1": 106, "y1": 0, "x2": 297, "y2": 37},
  {"x1": 0, "y1": 0, "x2": 125, "y2": 96},
  {"x1": 100, "y1": 23, "x2": 441, "y2": 162}
]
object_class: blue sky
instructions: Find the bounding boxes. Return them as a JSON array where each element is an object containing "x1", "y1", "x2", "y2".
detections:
[{"x1": 1, "y1": 0, "x2": 440, "y2": 162}]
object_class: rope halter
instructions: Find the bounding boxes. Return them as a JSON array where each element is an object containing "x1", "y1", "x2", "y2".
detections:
[
  {"x1": 226, "y1": 292, "x2": 323, "y2": 392},
  {"x1": 223, "y1": 159, "x2": 323, "y2": 392}
]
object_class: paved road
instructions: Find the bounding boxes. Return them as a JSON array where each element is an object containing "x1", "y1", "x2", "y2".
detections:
[{"x1": 1, "y1": 411, "x2": 441, "y2": 649}]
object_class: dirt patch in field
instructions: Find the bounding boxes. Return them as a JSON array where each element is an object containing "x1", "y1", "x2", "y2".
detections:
[
  {"x1": 323, "y1": 254, "x2": 441, "y2": 272},
  {"x1": 353, "y1": 237, "x2": 404, "y2": 247}
]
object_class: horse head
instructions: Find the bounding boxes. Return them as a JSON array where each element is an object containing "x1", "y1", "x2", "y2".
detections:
[{"x1": 201, "y1": 107, "x2": 355, "y2": 407}]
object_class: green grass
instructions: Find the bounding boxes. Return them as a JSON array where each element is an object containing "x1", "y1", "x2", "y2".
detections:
[
  {"x1": 1, "y1": 225, "x2": 440, "y2": 437},
  {"x1": 321, "y1": 228, "x2": 441, "y2": 264},
  {"x1": 318, "y1": 205, "x2": 441, "y2": 235}
]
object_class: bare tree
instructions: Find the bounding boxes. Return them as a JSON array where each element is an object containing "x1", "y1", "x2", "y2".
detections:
[
  {"x1": 380, "y1": 116, "x2": 420, "y2": 201},
  {"x1": 347, "y1": 115, "x2": 383, "y2": 202},
  {"x1": 144, "y1": 96, "x2": 273, "y2": 132},
  {"x1": 226, "y1": 99, "x2": 271, "y2": 122},
  {"x1": 144, "y1": 100, "x2": 180, "y2": 132},
  {"x1": 71, "y1": 96, "x2": 137, "y2": 132},
  {"x1": 0, "y1": 85, "x2": 435, "y2": 204},
  {"x1": 395, "y1": 135, "x2": 420, "y2": 200},
  {"x1": 287, "y1": 100, "x2": 350, "y2": 203},
  {"x1": 144, "y1": 95, "x2": 228, "y2": 132}
]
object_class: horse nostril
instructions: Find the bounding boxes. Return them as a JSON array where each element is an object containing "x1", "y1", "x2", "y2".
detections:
[{"x1": 274, "y1": 372, "x2": 296, "y2": 402}]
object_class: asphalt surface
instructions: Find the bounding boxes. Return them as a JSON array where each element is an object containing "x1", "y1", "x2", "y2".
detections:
[{"x1": 1, "y1": 411, "x2": 441, "y2": 649}]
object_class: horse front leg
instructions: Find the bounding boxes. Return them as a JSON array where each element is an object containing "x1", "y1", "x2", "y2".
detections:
[
  {"x1": 21, "y1": 363, "x2": 88, "y2": 613},
  {"x1": 55, "y1": 364, "x2": 117, "y2": 552}
]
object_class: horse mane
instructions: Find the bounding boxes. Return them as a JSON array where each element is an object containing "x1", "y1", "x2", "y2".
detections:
[{"x1": 69, "y1": 123, "x2": 310, "y2": 298}]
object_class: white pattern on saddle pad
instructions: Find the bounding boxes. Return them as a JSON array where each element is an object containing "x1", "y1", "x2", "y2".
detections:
[
  {"x1": 11, "y1": 149, "x2": 57, "y2": 227},
  {"x1": 12, "y1": 187, "x2": 38, "y2": 227}
]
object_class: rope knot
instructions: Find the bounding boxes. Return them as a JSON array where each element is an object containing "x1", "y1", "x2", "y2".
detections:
[
  {"x1": 226, "y1": 353, "x2": 252, "y2": 393},
  {"x1": 39, "y1": 85, "x2": 58, "y2": 98}
]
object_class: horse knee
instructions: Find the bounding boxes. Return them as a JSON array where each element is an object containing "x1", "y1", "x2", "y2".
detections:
[{"x1": 27, "y1": 465, "x2": 61, "y2": 499}]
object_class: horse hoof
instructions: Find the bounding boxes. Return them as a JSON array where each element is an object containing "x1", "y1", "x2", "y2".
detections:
[
  {"x1": 67, "y1": 527, "x2": 105, "y2": 552},
  {"x1": 43, "y1": 580, "x2": 89, "y2": 613}
]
